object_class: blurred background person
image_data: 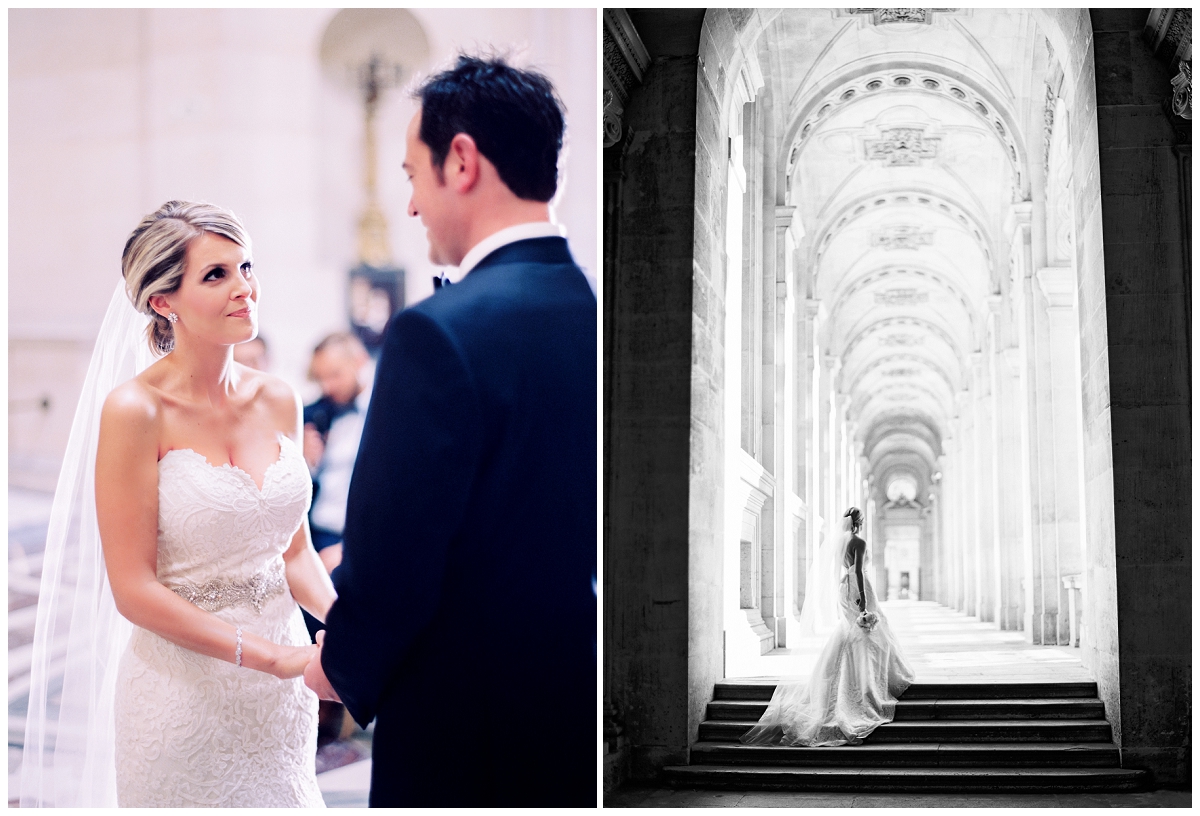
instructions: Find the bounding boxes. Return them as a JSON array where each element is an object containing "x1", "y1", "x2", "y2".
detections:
[
  {"x1": 302, "y1": 332, "x2": 372, "y2": 755},
  {"x1": 304, "y1": 332, "x2": 373, "y2": 575},
  {"x1": 300, "y1": 328, "x2": 369, "y2": 753},
  {"x1": 233, "y1": 334, "x2": 271, "y2": 371}
]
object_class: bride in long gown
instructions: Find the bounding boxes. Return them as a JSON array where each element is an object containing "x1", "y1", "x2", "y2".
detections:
[
  {"x1": 21, "y1": 201, "x2": 335, "y2": 806},
  {"x1": 741, "y1": 507, "x2": 915, "y2": 747}
]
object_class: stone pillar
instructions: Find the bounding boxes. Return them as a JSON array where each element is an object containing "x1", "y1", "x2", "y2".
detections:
[
  {"x1": 1026, "y1": 268, "x2": 1062, "y2": 645},
  {"x1": 958, "y1": 387, "x2": 977, "y2": 618},
  {"x1": 1003, "y1": 202, "x2": 1041, "y2": 643},
  {"x1": 972, "y1": 350, "x2": 996, "y2": 624},
  {"x1": 942, "y1": 429, "x2": 961, "y2": 611},
  {"x1": 761, "y1": 204, "x2": 801, "y2": 646},
  {"x1": 1092, "y1": 7, "x2": 1191, "y2": 784},
  {"x1": 1036, "y1": 265, "x2": 1085, "y2": 645},
  {"x1": 602, "y1": 9, "x2": 703, "y2": 781},
  {"x1": 985, "y1": 301, "x2": 1005, "y2": 627},
  {"x1": 919, "y1": 494, "x2": 936, "y2": 602},
  {"x1": 824, "y1": 353, "x2": 841, "y2": 553},
  {"x1": 997, "y1": 347, "x2": 1026, "y2": 630},
  {"x1": 802, "y1": 301, "x2": 821, "y2": 617}
]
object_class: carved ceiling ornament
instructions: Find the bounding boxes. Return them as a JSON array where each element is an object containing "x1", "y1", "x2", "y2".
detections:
[
  {"x1": 844, "y1": 314, "x2": 961, "y2": 362},
  {"x1": 814, "y1": 192, "x2": 993, "y2": 272},
  {"x1": 875, "y1": 287, "x2": 930, "y2": 306},
  {"x1": 847, "y1": 352, "x2": 959, "y2": 400},
  {"x1": 1172, "y1": 60, "x2": 1191, "y2": 120},
  {"x1": 847, "y1": 8, "x2": 956, "y2": 26},
  {"x1": 1145, "y1": 9, "x2": 1192, "y2": 125},
  {"x1": 602, "y1": 10, "x2": 650, "y2": 149},
  {"x1": 880, "y1": 333, "x2": 925, "y2": 347},
  {"x1": 872, "y1": 225, "x2": 934, "y2": 250},
  {"x1": 865, "y1": 127, "x2": 941, "y2": 166},
  {"x1": 1043, "y1": 84, "x2": 1056, "y2": 175},
  {"x1": 788, "y1": 66, "x2": 1026, "y2": 198}
]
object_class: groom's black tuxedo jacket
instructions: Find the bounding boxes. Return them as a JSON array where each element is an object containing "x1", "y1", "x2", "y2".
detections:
[{"x1": 321, "y1": 236, "x2": 596, "y2": 806}]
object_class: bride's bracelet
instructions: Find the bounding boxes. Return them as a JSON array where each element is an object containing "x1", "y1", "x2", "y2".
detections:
[{"x1": 235, "y1": 627, "x2": 243, "y2": 667}]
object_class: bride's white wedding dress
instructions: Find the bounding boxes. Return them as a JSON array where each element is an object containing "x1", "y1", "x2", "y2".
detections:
[
  {"x1": 112, "y1": 433, "x2": 325, "y2": 807},
  {"x1": 742, "y1": 538, "x2": 915, "y2": 747}
]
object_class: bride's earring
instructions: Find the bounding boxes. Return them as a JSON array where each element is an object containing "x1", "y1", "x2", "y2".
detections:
[{"x1": 167, "y1": 312, "x2": 178, "y2": 324}]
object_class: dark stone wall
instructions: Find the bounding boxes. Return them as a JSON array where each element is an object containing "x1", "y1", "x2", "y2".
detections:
[
  {"x1": 1091, "y1": 8, "x2": 1191, "y2": 785},
  {"x1": 603, "y1": 16, "x2": 703, "y2": 782}
]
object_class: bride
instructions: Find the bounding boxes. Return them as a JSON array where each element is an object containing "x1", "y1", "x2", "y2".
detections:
[
  {"x1": 21, "y1": 201, "x2": 336, "y2": 806},
  {"x1": 741, "y1": 507, "x2": 915, "y2": 747}
]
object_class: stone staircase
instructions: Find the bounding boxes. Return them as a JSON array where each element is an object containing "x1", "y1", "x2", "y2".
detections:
[{"x1": 662, "y1": 679, "x2": 1150, "y2": 792}]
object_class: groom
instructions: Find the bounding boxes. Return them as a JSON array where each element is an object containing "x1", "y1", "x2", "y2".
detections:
[{"x1": 303, "y1": 56, "x2": 596, "y2": 806}]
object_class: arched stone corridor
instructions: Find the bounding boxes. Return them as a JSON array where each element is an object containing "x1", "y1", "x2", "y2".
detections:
[
  {"x1": 604, "y1": 7, "x2": 1189, "y2": 793},
  {"x1": 710, "y1": 8, "x2": 1096, "y2": 674}
]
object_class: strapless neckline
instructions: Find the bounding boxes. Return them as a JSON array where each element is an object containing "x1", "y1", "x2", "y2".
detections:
[{"x1": 160, "y1": 433, "x2": 293, "y2": 493}]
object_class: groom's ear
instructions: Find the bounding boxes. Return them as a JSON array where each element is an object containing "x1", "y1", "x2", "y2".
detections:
[{"x1": 444, "y1": 133, "x2": 481, "y2": 195}]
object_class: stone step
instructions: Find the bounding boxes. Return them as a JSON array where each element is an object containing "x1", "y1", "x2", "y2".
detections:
[
  {"x1": 688, "y1": 741, "x2": 1122, "y2": 768},
  {"x1": 660, "y1": 764, "x2": 1150, "y2": 793},
  {"x1": 698, "y1": 719, "x2": 1113, "y2": 744},
  {"x1": 713, "y1": 680, "x2": 1098, "y2": 702},
  {"x1": 706, "y1": 698, "x2": 1106, "y2": 722}
]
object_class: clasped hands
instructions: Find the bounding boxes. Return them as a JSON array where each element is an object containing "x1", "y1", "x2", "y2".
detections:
[{"x1": 301, "y1": 630, "x2": 341, "y2": 702}]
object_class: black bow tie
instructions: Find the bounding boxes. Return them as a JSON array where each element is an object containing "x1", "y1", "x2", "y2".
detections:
[{"x1": 433, "y1": 273, "x2": 452, "y2": 290}]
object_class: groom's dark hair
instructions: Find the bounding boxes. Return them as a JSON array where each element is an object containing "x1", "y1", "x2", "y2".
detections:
[{"x1": 414, "y1": 54, "x2": 565, "y2": 203}]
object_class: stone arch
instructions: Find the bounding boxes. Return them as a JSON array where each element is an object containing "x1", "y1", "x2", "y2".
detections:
[{"x1": 604, "y1": 7, "x2": 1189, "y2": 790}]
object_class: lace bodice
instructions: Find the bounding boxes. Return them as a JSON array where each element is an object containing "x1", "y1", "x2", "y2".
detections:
[
  {"x1": 113, "y1": 432, "x2": 324, "y2": 807},
  {"x1": 156, "y1": 434, "x2": 311, "y2": 587}
]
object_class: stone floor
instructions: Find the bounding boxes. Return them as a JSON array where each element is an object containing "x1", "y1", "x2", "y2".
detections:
[
  {"x1": 608, "y1": 600, "x2": 1190, "y2": 807},
  {"x1": 731, "y1": 599, "x2": 1092, "y2": 684},
  {"x1": 7, "y1": 486, "x2": 371, "y2": 807},
  {"x1": 606, "y1": 785, "x2": 1192, "y2": 807}
]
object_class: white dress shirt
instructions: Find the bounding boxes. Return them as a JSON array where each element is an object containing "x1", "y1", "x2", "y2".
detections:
[
  {"x1": 310, "y1": 383, "x2": 372, "y2": 535},
  {"x1": 451, "y1": 221, "x2": 566, "y2": 281}
]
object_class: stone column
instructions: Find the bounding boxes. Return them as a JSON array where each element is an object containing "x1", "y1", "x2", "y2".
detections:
[
  {"x1": 802, "y1": 301, "x2": 821, "y2": 616},
  {"x1": 973, "y1": 350, "x2": 996, "y2": 624},
  {"x1": 602, "y1": 8, "x2": 703, "y2": 779},
  {"x1": 1035, "y1": 266, "x2": 1084, "y2": 645},
  {"x1": 1027, "y1": 269, "x2": 1059, "y2": 645},
  {"x1": 824, "y1": 353, "x2": 841, "y2": 554},
  {"x1": 985, "y1": 299, "x2": 1005, "y2": 627},
  {"x1": 958, "y1": 386, "x2": 978, "y2": 618},
  {"x1": 942, "y1": 428, "x2": 960, "y2": 611},
  {"x1": 1093, "y1": 10, "x2": 1191, "y2": 781},
  {"x1": 761, "y1": 204, "x2": 801, "y2": 646},
  {"x1": 997, "y1": 347, "x2": 1026, "y2": 630},
  {"x1": 1006, "y1": 201, "x2": 1046, "y2": 645}
]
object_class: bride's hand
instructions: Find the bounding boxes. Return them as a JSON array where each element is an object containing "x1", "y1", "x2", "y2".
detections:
[{"x1": 272, "y1": 644, "x2": 319, "y2": 679}]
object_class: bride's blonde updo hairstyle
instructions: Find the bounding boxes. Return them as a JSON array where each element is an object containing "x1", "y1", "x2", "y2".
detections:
[
  {"x1": 844, "y1": 507, "x2": 863, "y2": 533},
  {"x1": 121, "y1": 200, "x2": 251, "y2": 354}
]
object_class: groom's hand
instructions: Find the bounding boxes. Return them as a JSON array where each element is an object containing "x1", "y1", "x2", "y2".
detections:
[{"x1": 303, "y1": 630, "x2": 342, "y2": 702}]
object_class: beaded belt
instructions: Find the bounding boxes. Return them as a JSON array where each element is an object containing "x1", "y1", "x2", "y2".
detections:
[{"x1": 168, "y1": 563, "x2": 287, "y2": 613}]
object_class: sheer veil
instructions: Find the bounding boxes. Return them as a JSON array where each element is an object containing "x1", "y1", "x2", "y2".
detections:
[
  {"x1": 794, "y1": 521, "x2": 848, "y2": 639},
  {"x1": 20, "y1": 281, "x2": 155, "y2": 807}
]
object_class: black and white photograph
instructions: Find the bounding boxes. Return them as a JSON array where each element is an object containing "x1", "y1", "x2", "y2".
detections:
[
  {"x1": 9, "y1": 7, "x2": 597, "y2": 807},
  {"x1": 602, "y1": 8, "x2": 1190, "y2": 807}
]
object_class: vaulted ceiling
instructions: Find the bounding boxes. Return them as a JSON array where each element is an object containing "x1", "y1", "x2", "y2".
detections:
[{"x1": 756, "y1": 8, "x2": 1045, "y2": 503}]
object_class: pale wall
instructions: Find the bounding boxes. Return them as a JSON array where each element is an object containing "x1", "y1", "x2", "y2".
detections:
[{"x1": 9, "y1": 8, "x2": 597, "y2": 488}]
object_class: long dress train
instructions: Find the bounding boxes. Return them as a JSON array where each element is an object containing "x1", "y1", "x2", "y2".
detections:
[{"x1": 741, "y1": 550, "x2": 915, "y2": 747}]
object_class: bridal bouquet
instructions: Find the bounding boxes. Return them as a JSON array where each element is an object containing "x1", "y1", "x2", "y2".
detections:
[{"x1": 856, "y1": 610, "x2": 879, "y2": 632}]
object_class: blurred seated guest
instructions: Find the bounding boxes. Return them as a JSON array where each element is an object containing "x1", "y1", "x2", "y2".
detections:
[
  {"x1": 233, "y1": 334, "x2": 270, "y2": 371},
  {"x1": 303, "y1": 332, "x2": 372, "y2": 575},
  {"x1": 303, "y1": 332, "x2": 372, "y2": 750}
]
